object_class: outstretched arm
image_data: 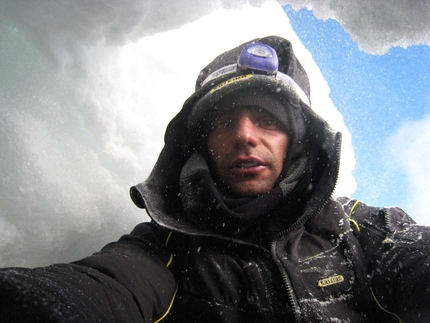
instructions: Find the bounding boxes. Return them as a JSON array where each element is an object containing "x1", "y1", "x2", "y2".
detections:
[{"x1": 0, "y1": 222, "x2": 177, "y2": 323}]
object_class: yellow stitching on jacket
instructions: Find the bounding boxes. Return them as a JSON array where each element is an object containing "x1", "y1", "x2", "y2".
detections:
[
  {"x1": 382, "y1": 230, "x2": 396, "y2": 244},
  {"x1": 154, "y1": 286, "x2": 178, "y2": 323},
  {"x1": 165, "y1": 231, "x2": 173, "y2": 247},
  {"x1": 166, "y1": 253, "x2": 173, "y2": 268},
  {"x1": 164, "y1": 231, "x2": 174, "y2": 268},
  {"x1": 348, "y1": 200, "x2": 361, "y2": 232},
  {"x1": 370, "y1": 287, "x2": 403, "y2": 323},
  {"x1": 349, "y1": 200, "x2": 360, "y2": 216},
  {"x1": 154, "y1": 231, "x2": 177, "y2": 322}
]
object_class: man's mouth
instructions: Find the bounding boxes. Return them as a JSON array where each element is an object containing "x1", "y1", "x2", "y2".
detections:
[
  {"x1": 230, "y1": 157, "x2": 265, "y2": 170},
  {"x1": 227, "y1": 157, "x2": 267, "y2": 177},
  {"x1": 236, "y1": 161, "x2": 260, "y2": 169}
]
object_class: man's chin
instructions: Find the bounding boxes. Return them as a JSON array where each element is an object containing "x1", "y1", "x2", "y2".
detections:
[{"x1": 228, "y1": 182, "x2": 272, "y2": 197}]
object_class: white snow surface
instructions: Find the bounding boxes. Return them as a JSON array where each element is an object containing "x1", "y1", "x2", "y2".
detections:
[{"x1": 0, "y1": 0, "x2": 428, "y2": 267}]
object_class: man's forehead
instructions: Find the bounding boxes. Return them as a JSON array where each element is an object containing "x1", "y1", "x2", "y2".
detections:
[
  {"x1": 194, "y1": 88, "x2": 290, "y2": 136},
  {"x1": 212, "y1": 105, "x2": 277, "y2": 120}
]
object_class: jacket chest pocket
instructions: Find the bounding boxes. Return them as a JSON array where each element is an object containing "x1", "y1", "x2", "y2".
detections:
[{"x1": 291, "y1": 242, "x2": 357, "y2": 302}]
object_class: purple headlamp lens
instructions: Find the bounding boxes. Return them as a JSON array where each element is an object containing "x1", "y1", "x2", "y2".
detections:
[{"x1": 237, "y1": 43, "x2": 278, "y2": 75}]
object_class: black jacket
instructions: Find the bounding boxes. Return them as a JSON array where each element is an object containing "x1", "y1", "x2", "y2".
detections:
[
  {"x1": 1, "y1": 36, "x2": 430, "y2": 323},
  {"x1": 1, "y1": 198, "x2": 430, "y2": 322}
]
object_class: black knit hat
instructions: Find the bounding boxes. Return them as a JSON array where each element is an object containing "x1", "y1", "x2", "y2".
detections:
[
  {"x1": 185, "y1": 36, "x2": 310, "y2": 149},
  {"x1": 195, "y1": 88, "x2": 289, "y2": 135}
]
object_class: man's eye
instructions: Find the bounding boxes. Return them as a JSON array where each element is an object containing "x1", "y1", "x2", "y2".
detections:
[
  {"x1": 257, "y1": 118, "x2": 279, "y2": 129},
  {"x1": 213, "y1": 120, "x2": 234, "y2": 133}
]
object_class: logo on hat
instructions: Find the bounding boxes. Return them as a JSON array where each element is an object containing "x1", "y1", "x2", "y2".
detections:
[{"x1": 209, "y1": 74, "x2": 253, "y2": 94}]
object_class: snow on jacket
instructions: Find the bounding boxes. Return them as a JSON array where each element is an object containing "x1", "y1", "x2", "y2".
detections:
[
  {"x1": 1, "y1": 36, "x2": 430, "y2": 323},
  {"x1": 1, "y1": 198, "x2": 430, "y2": 322}
]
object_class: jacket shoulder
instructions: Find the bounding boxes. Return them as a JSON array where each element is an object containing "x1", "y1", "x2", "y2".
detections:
[
  {"x1": 333, "y1": 197, "x2": 415, "y2": 265},
  {"x1": 335, "y1": 196, "x2": 414, "y2": 234},
  {"x1": 335, "y1": 198, "x2": 430, "y2": 321}
]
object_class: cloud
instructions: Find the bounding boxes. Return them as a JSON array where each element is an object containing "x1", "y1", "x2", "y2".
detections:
[{"x1": 386, "y1": 115, "x2": 430, "y2": 225}]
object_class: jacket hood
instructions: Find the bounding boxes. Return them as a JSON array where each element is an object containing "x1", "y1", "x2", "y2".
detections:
[{"x1": 130, "y1": 36, "x2": 341, "y2": 237}]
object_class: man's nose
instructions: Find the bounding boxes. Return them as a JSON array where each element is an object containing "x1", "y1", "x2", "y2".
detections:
[{"x1": 234, "y1": 117, "x2": 258, "y2": 147}]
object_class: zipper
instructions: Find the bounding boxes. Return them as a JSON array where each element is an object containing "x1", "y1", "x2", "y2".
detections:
[
  {"x1": 270, "y1": 239, "x2": 302, "y2": 323},
  {"x1": 268, "y1": 132, "x2": 342, "y2": 323},
  {"x1": 268, "y1": 193, "x2": 333, "y2": 323},
  {"x1": 254, "y1": 257, "x2": 286, "y2": 323}
]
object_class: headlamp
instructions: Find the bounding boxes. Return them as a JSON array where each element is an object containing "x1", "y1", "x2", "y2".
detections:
[
  {"x1": 199, "y1": 43, "x2": 310, "y2": 107},
  {"x1": 237, "y1": 43, "x2": 278, "y2": 75},
  {"x1": 201, "y1": 43, "x2": 279, "y2": 86}
]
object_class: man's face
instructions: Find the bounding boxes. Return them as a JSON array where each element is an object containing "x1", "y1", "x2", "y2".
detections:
[{"x1": 207, "y1": 106, "x2": 289, "y2": 197}]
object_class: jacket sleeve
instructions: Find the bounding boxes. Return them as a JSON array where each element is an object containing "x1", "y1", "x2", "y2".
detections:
[
  {"x1": 0, "y1": 222, "x2": 177, "y2": 323},
  {"x1": 370, "y1": 222, "x2": 430, "y2": 322},
  {"x1": 343, "y1": 198, "x2": 430, "y2": 323}
]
